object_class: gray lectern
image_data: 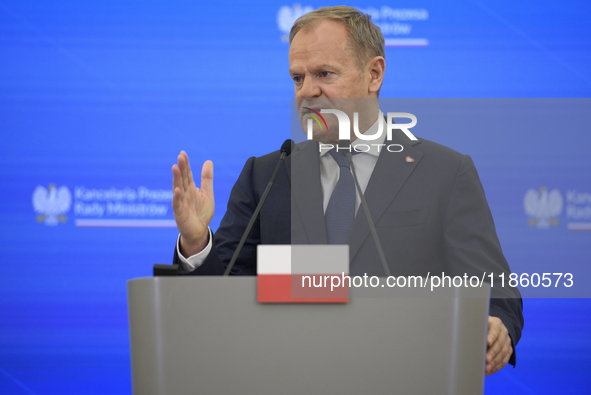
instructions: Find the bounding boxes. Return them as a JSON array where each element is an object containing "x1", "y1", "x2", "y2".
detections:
[{"x1": 127, "y1": 277, "x2": 489, "y2": 395}]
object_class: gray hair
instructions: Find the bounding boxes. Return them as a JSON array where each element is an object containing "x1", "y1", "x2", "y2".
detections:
[{"x1": 289, "y1": 5, "x2": 385, "y2": 72}]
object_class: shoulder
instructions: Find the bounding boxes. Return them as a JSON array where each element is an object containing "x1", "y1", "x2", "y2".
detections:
[
  {"x1": 385, "y1": 131, "x2": 481, "y2": 189},
  {"x1": 251, "y1": 145, "x2": 287, "y2": 173},
  {"x1": 412, "y1": 136, "x2": 465, "y2": 163},
  {"x1": 242, "y1": 141, "x2": 300, "y2": 185},
  {"x1": 252, "y1": 139, "x2": 317, "y2": 167},
  {"x1": 389, "y1": 129, "x2": 469, "y2": 172}
]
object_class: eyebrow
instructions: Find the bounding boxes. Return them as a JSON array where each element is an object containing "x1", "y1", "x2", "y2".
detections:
[{"x1": 289, "y1": 64, "x2": 338, "y2": 76}]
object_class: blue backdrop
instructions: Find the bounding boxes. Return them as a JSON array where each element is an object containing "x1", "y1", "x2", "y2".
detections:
[{"x1": 1, "y1": 1, "x2": 590, "y2": 394}]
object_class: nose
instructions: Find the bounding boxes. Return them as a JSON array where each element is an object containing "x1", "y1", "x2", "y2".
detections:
[{"x1": 298, "y1": 76, "x2": 321, "y2": 98}]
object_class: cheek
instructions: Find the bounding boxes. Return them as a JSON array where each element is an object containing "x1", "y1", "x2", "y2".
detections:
[
  {"x1": 342, "y1": 75, "x2": 366, "y2": 96},
  {"x1": 326, "y1": 82, "x2": 353, "y2": 97}
]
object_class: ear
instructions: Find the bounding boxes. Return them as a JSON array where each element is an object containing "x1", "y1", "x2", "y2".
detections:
[{"x1": 366, "y1": 56, "x2": 385, "y2": 96}]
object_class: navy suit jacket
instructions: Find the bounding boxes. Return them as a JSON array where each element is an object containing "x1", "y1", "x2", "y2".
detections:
[{"x1": 173, "y1": 130, "x2": 524, "y2": 366}]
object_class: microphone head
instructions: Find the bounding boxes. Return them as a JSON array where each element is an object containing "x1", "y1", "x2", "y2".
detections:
[{"x1": 281, "y1": 139, "x2": 294, "y2": 157}]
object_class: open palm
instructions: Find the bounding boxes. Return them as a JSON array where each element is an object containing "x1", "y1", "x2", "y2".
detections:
[{"x1": 172, "y1": 151, "x2": 214, "y2": 256}]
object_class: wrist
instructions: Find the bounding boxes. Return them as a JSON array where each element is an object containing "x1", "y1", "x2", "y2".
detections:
[{"x1": 180, "y1": 231, "x2": 209, "y2": 257}]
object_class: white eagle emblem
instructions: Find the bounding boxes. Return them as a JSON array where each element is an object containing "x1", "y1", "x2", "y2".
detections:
[
  {"x1": 32, "y1": 184, "x2": 72, "y2": 226},
  {"x1": 277, "y1": 4, "x2": 314, "y2": 41},
  {"x1": 524, "y1": 187, "x2": 563, "y2": 229}
]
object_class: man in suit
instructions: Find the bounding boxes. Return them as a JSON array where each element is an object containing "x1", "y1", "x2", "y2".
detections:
[{"x1": 170, "y1": 6, "x2": 523, "y2": 376}]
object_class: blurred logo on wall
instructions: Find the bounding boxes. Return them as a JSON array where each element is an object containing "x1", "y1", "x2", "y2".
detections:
[
  {"x1": 524, "y1": 187, "x2": 563, "y2": 229},
  {"x1": 524, "y1": 187, "x2": 591, "y2": 231},
  {"x1": 276, "y1": 4, "x2": 429, "y2": 47},
  {"x1": 32, "y1": 184, "x2": 72, "y2": 226},
  {"x1": 277, "y1": 4, "x2": 314, "y2": 41},
  {"x1": 32, "y1": 184, "x2": 176, "y2": 228}
]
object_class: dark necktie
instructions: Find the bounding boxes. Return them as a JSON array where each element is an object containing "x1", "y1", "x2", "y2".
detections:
[{"x1": 325, "y1": 149, "x2": 356, "y2": 244}]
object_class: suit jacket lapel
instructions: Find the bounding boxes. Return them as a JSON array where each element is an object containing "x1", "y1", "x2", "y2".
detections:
[
  {"x1": 289, "y1": 140, "x2": 328, "y2": 244},
  {"x1": 348, "y1": 133, "x2": 423, "y2": 262}
]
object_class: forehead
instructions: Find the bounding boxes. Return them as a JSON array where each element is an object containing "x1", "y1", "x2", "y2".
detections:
[{"x1": 288, "y1": 19, "x2": 356, "y2": 72}]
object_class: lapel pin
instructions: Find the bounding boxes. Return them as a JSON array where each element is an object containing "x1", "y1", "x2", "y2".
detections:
[{"x1": 405, "y1": 156, "x2": 415, "y2": 163}]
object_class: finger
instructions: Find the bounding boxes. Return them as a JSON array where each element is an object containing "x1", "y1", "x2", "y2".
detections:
[
  {"x1": 177, "y1": 153, "x2": 186, "y2": 191},
  {"x1": 489, "y1": 335, "x2": 511, "y2": 369},
  {"x1": 172, "y1": 164, "x2": 182, "y2": 193},
  {"x1": 172, "y1": 186, "x2": 183, "y2": 212},
  {"x1": 486, "y1": 328, "x2": 505, "y2": 365},
  {"x1": 180, "y1": 151, "x2": 194, "y2": 187},
  {"x1": 201, "y1": 160, "x2": 214, "y2": 198},
  {"x1": 486, "y1": 332, "x2": 511, "y2": 376},
  {"x1": 487, "y1": 350, "x2": 509, "y2": 376},
  {"x1": 179, "y1": 151, "x2": 191, "y2": 191},
  {"x1": 487, "y1": 360, "x2": 503, "y2": 376},
  {"x1": 185, "y1": 153, "x2": 194, "y2": 187},
  {"x1": 486, "y1": 351, "x2": 502, "y2": 376},
  {"x1": 498, "y1": 341, "x2": 512, "y2": 367},
  {"x1": 487, "y1": 317, "x2": 501, "y2": 347},
  {"x1": 488, "y1": 335, "x2": 507, "y2": 367}
]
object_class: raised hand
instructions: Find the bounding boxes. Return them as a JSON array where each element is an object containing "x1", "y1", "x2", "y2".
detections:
[{"x1": 172, "y1": 151, "x2": 214, "y2": 257}]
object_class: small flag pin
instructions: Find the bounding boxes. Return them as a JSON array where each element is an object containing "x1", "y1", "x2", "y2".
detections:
[{"x1": 405, "y1": 156, "x2": 415, "y2": 163}]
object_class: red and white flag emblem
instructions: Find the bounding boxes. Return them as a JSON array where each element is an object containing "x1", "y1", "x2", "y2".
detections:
[{"x1": 257, "y1": 245, "x2": 349, "y2": 303}]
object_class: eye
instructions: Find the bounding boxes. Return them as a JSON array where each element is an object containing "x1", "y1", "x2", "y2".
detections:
[
  {"x1": 293, "y1": 76, "x2": 302, "y2": 83},
  {"x1": 320, "y1": 71, "x2": 331, "y2": 77}
]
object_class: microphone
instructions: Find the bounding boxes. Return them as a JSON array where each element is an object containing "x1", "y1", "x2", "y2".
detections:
[
  {"x1": 224, "y1": 139, "x2": 294, "y2": 275},
  {"x1": 339, "y1": 139, "x2": 391, "y2": 277}
]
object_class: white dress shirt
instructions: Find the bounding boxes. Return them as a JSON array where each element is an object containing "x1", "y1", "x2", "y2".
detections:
[{"x1": 177, "y1": 113, "x2": 386, "y2": 272}]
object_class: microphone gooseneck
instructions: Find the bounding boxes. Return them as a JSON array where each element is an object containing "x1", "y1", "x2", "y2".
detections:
[
  {"x1": 340, "y1": 139, "x2": 391, "y2": 277},
  {"x1": 224, "y1": 139, "x2": 294, "y2": 275}
]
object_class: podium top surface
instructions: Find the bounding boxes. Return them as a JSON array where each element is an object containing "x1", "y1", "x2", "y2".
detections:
[{"x1": 127, "y1": 276, "x2": 489, "y2": 395}]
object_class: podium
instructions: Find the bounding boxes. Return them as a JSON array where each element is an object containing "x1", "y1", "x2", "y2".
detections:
[{"x1": 127, "y1": 277, "x2": 489, "y2": 395}]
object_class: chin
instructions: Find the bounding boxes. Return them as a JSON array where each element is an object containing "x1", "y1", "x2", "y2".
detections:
[{"x1": 311, "y1": 131, "x2": 340, "y2": 145}]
